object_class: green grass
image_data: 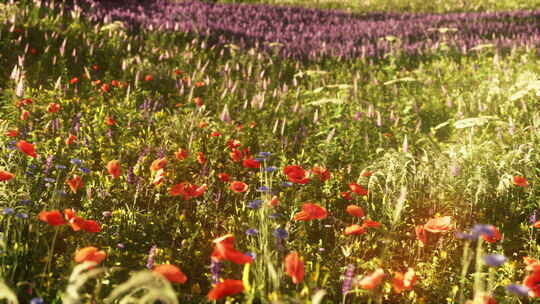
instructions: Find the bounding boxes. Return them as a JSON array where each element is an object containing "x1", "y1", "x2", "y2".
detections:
[{"x1": 0, "y1": 1, "x2": 538, "y2": 303}]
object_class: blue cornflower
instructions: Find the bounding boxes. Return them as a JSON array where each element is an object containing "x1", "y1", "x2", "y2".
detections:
[
  {"x1": 20, "y1": 199, "x2": 32, "y2": 205},
  {"x1": 16, "y1": 213, "x2": 28, "y2": 219},
  {"x1": 273, "y1": 228, "x2": 288, "y2": 240},
  {"x1": 258, "y1": 152, "x2": 271, "y2": 158},
  {"x1": 79, "y1": 167, "x2": 91, "y2": 174},
  {"x1": 483, "y1": 254, "x2": 507, "y2": 267},
  {"x1": 30, "y1": 298, "x2": 44, "y2": 304},
  {"x1": 55, "y1": 164, "x2": 66, "y2": 170},
  {"x1": 44, "y1": 177, "x2": 55, "y2": 183},
  {"x1": 506, "y1": 284, "x2": 530, "y2": 297},
  {"x1": 3, "y1": 208, "x2": 15, "y2": 215},
  {"x1": 246, "y1": 252, "x2": 257, "y2": 260},
  {"x1": 247, "y1": 200, "x2": 262, "y2": 209},
  {"x1": 256, "y1": 186, "x2": 270, "y2": 192},
  {"x1": 254, "y1": 158, "x2": 265, "y2": 162},
  {"x1": 246, "y1": 228, "x2": 258, "y2": 236},
  {"x1": 70, "y1": 158, "x2": 82, "y2": 165},
  {"x1": 281, "y1": 181, "x2": 293, "y2": 187},
  {"x1": 265, "y1": 166, "x2": 277, "y2": 172}
]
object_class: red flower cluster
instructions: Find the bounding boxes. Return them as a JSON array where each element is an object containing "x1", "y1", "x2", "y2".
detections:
[
  {"x1": 170, "y1": 182, "x2": 207, "y2": 200},
  {"x1": 284, "y1": 165, "x2": 310, "y2": 184}
]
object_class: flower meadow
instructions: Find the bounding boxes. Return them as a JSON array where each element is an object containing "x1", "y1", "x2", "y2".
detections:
[{"x1": 0, "y1": 0, "x2": 539, "y2": 303}]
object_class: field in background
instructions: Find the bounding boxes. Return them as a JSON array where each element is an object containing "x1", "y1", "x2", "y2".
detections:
[{"x1": 0, "y1": 1, "x2": 538, "y2": 303}]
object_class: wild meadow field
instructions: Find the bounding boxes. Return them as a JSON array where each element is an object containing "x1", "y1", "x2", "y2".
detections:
[{"x1": 0, "y1": 0, "x2": 539, "y2": 303}]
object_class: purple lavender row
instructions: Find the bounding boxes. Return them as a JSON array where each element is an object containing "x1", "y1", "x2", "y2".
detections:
[{"x1": 76, "y1": 0, "x2": 540, "y2": 58}]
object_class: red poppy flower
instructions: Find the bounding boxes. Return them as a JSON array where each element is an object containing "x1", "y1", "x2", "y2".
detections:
[
  {"x1": 150, "y1": 157, "x2": 167, "y2": 172},
  {"x1": 65, "y1": 134, "x2": 76, "y2": 145},
  {"x1": 111, "y1": 80, "x2": 119, "y2": 87},
  {"x1": 230, "y1": 181, "x2": 248, "y2": 193},
  {"x1": 341, "y1": 191, "x2": 353, "y2": 200},
  {"x1": 312, "y1": 166, "x2": 331, "y2": 181},
  {"x1": 74, "y1": 246, "x2": 106, "y2": 265},
  {"x1": 362, "y1": 170, "x2": 374, "y2": 177},
  {"x1": 153, "y1": 264, "x2": 187, "y2": 284},
  {"x1": 207, "y1": 279, "x2": 244, "y2": 301},
  {"x1": 20, "y1": 110, "x2": 29, "y2": 121},
  {"x1": 174, "y1": 69, "x2": 183, "y2": 76},
  {"x1": 6, "y1": 130, "x2": 18, "y2": 137},
  {"x1": 242, "y1": 158, "x2": 260, "y2": 169},
  {"x1": 144, "y1": 75, "x2": 153, "y2": 82},
  {"x1": 392, "y1": 268, "x2": 416, "y2": 293},
  {"x1": 363, "y1": 219, "x2": 381, "y2": 229},
  {"x1": 424, "y1": 216, "x2": 453, "y2": 233},
  {"x1": 105, "y1": 116, "x2": 115, "y2": 126},
  {"x1": 101, "y1": 83, "x2": 110, "y2": 93},
  {"x1": 415, "y1": 225, "x2": 427, "y2": 247},
  {"x1": 227, "y1": 140, "x2": 241, "y2": 150},
  {"x1": 357, "y1": 269, "x2": 385, "y2": 289},
  {"x1": 513, "y1": 176, "x2": 528, "y2": 188},
  {"x1": 197, "y1": 152, "x2": 205, "y2": 164},
  {"x1": 218, "y1": 173, "x2": 230, "y2": 182},
  {"x1": 524, "y1": 257, "x2": 540, "y2": 272},
  {"x1": 211, "y1": 131, "x2": 221, "y2": 137},
  {"x1": 0, "y1": 170, "x2": 14, "y2": 181},
  {"x1": 211, "y1": 234, "x2": 253, "y2": 265},
  {"x1": 92, "y1": 64, "x2": 99, "y2": 71},
  {"x1": 284, "y1": 165, "x2": 310, "y2": 184},
  {"x1": 17, "y1": 140, "x2": 37, "y2": 158},
  {"x1": 175, "y1": 149, "x2": 189, "y2": 160},
  {"x1": 69, "y1": 216, "x2": 86, "y2": 232},
  {"x1": 269, "y1": 195, "x2": 279, "y2": 207},
  {"x1": 39, "y1": 210, "x2": 66, "y2": 226},
  {"x1": 481, "y1": 225, "x2": 502, "y2": 243},
  {"x1": 229, "y1": 149, "x2": 243, "y2": 162},
  {"x1": 199, "y1": 121, "x2": 208, "y2": 128},
  {"x1": 194, "y1": 97, "x2": 203, "y2": 107},
  {"x1": 82, "y1": 220, "x2": 100, "y2": 233},
  {"x1": 349, "y1": 182, "x2": 368, "y2": 196},
  {"x1": 293, "y1": 203, "x2": 328, "y2": 221},
  {"x1": 524, "y1": 271, "x2": 540, "y2": 297},
  {"x1": 170, "y1": 182, "x2": 206, "y2": 200},
  {"x1": 195, "y1": 81, "x2": 205, "y2": 87},
  {"x1": 70, "y1": 77, "x2": 79, "y2": 84},
  {"x1": 67, "y1": 175, "x2": 84, "y2": 193},
  {"x1": 153, "y1": 169, "x2": 166, "y2": 185},
  {"x1": 47, "y1": 103, "x2": 61, "y2": 113},
  {"x1": 107, "y1": 160, "x2": 121, "y2": 179},
  {"x1": 344, "y1": 224, "x2": 366, "y2": 235},
  {"x1": 346, "y1": 205, "x2": 365, "y2": 218},
  {"x1": 285, "y1": 252, "x2": 304, "y2": 284},
  {"x1": 533, "y1": 221, "x2": 540, "y2": 228}
]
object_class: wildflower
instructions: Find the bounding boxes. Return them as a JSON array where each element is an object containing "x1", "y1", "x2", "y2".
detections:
[
  {"x1": 152, "y1": 169, "x2": 166, "y2": 185},
  {"x1": 284, "y1": 165, "x2": 310, "y2": 184},
  {"x1": 242, "y1": 158, "x2": 260, "y2": 169},
  {"x1": 247, "y1": 200, "x2": 262, "y2": 209},
  {"x1": 218, "y1": 173, "x2": 230, "y2": 182},
  {"x1": 245, "y1": 228, "x2": 258, "y2": 236},
  {"x1": 210, "y1": 259, "x2": 221, "y2": 284},
  {"x1": 230, "y1": 181, "x2": 248, "y2": 193},
  {"x1": 285, "y1": 252, "x2": 304, "y2": 284},
  {"x1": 484, "y1": 254, "x2": 507, "y2": 267},
  {"x1": 256, "y1": 186, "x2": 270, "y2": 192},
  {"x1": 144, "y1": 75, "x2": 153, "y2": 82},
  {"x1": 392, "y1": 268, "x2": 417, "y2": 293},
  {"x1": 82, "y1": 220, "x2": 100, "y2": 233},
  {"x1": 17, "y1": 140, "x2": 37, "y2": 158},
  {"x1": 281, "y1": 181, "x2": 293, "y2": 187},
  {"x1": 102, "y1": 211, "x2": 112, "y2": 217},
  {"x1": 346, "y1": 205, "x2": 365, "y2": 218},
  {"x1": 258, "y1": 152, "x2": 271, "y2": 158},
  {"x1": 16, "y1": 213, "x2": 28, "y2": 219},
  {"x1": 341, "y1": 191, "x2": 353, "y2": 200},
  {"x1": 293, "y1": 203, "x2": 328, "y2": 221},
  {"x1": 269, "y1": 196, "x2": 279, "y2": 207},
  {"x1": 273, "y1": 228, "x2": 288, "y2": 240},
  {"x1": 415, "y1": 225, "x2": 428, "y2": 246},
  {"x1": 79, "y1": 167, "x2": 91, "y2": 174},
  {"x1": 46, "y1": 103, "x2": 61, "y2": 113},
  {"x1": 67, "y1": 175, "x2": 84, "y2": 193},
  {"x1": 342, "y1": 264, "x2": 355, "y2": 294},
  {"x1": 105, "y1": 116, "x2": 115, "y2": 126},
  {"x1": 65, "y1": 134, "x2": 76, "y2": 145},
  {"x1": 356, "y1": 268, "x2": 385, "y2": 289},
  {"x1": 74, "y1": 246, "x2": 106, "y2": 265},
  {"x1": 481, "y1": 226, "x2": 502, "y2": 243},
  {"x1": 3, "y1": 208, "x2": 15, "y2": 215},
  {"x1": 70, "y1": 77, "x2": 79, "y2": 84},
  {"x1": 363, "y1": 219, "x2": 381, "y2": 229},
  {"x1": 211, "y1": 234, "x2": 253, "y2": 265},
  {"x1": 107, "y1": 160, "x2": 121, "y2": 179},
  {"x1": 20, "y1": 110, "x2": 29, "y2": 121},
  {"x1": 344, "y1": 224, "x2": 366, "y2": 235},
  {"x1": 153, "y1": 264, "x2": 187, "y2": 284},
  {"x1": 197, "y1": 152, "x2": 205, "y2": 164},
  {"x1": 424, "y1": 216, "x2": 453, "y2": 233},
  {"x1": 38, "y1": 210, "x2": 66, "y2": 226},
  {"x1": 170, "y1": 182, "x2": 206, "y2": 200},
  {"x1": 506, "y1": 284, "x2": 530, "y2": 297},
  {"x1": 524, "y1": 271, "x2": 540, "y2": 297},
  {"x1": 513, "y1": 176, "x2": 528, "y2": 188},
  {"x1": 0, "y1": 170, "x2": 14, "y2": 181},
  {"x1": 265, "y1": 166, "x2": 277, "y2": 172},
  {"x1": 194, "y1": 97, "x2": 203, "y2": 107},
  {"x1": 349, "y1": 182, "x2": 368, "y2": 196},
  {"x1": 150, "y1": 157, "x2": 167, "y2": 171},
  {"x1": 6, "y1": 130, "x2": 18, "y2": 137},
  {"x1": 230, "y1": 149, "x2": 243, "y2": 162},
  {"x1": 175, "y1": 149, "x2": 189, "y2": 160},
  {"x1": 312, "y1": 166, "x2": 331, "y2": 181},
  {"x1": 30, "y1": 298, "x2": 43, "y2": 304},
  {"x1": 362, "y1": 171, "x2": 374, "y2": 177},
  {"x1": 207, "y1": 279, "x2": 244, "y2": 300}
]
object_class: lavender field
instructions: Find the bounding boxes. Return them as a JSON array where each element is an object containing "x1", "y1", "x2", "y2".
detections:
[{"x1": 0, "y1": 0, "x2": 539, "y2": 303}]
